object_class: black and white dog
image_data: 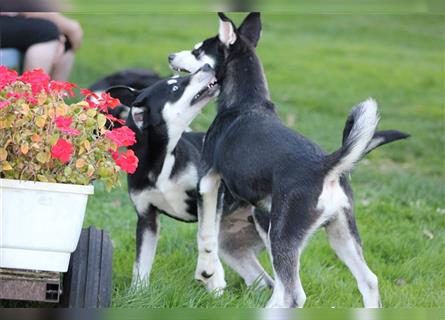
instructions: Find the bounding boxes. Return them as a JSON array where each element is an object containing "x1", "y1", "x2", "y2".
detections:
[
  {"x1": 108, "y1": 65, "x2": 274, "y2": 290},
  {"x1": 90, "y1": 68, "x2": 163, "y2": 125},
  {"x1": 169, "y1": 13, "x2": 409, "y2": 307}
]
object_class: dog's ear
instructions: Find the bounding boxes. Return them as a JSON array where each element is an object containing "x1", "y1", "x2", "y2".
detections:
[
  {"x1": 238, "y1": 12, "x2": 262, "y2": 47},
  {"x1": 106, "y1": 85, "x2": 139, "y2": 106},
  {"x1": 142, "y1": 107, "x2": 163, "y2": 129},
  {"x1": 218, "y1": 12, "x2": 237, "y2": 46}
]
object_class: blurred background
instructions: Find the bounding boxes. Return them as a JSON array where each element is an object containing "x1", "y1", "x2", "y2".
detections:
[{"x1": 1, "y1": 0, "x2": 444, "y2": 308}]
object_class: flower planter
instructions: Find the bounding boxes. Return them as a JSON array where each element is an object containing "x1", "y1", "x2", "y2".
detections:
[{"x1": 0, "y1": 178, "x2": 94, "y2": 272}]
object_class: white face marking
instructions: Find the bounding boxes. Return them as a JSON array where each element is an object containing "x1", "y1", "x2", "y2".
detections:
[
  {"x1": 162, "y1": 70, "x2": 216, "y2": 151},
  {"x1": 194, "y1": 41, "x2": 203, "y2": 50},
  {"x1": 169, "y1": 50, "x2": 216, "y2": 74},
  {"x1": 167, "y1": 79, "x2": 177, "y2": 85}
]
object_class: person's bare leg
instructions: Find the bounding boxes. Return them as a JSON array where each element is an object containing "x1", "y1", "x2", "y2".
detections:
[
  {"x1": 51, "y1": 49, "x2": 75, "y2": 81},
  {"x1": 23, "y1": 40, "x2": 63, "y2": 74}
]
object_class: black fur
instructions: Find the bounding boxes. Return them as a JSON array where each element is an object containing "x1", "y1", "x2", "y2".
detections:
[{"x1": 171, "y1": 12, "x2": 409, "y2": 307}]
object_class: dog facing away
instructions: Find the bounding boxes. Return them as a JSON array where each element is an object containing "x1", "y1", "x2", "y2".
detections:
[
  {"x1": 169, "y1": 13, "x2": 409, "y2": 307},
  {"x1": 108, "y1": 65, "x2": 274, "y2": 289}
]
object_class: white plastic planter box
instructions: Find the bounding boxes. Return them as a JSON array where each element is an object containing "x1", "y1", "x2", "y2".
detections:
[{"x1": 0, "y1": 178, "x2": 94, "y2": 272}]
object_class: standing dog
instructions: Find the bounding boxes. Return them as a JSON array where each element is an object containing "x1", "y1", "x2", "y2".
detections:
[
  {"x1": 108, "y1": 65, "x2": 273, "y2": 289},
  {"x1": 169, "y1": 13, "x2": 409, "y2": 307}
]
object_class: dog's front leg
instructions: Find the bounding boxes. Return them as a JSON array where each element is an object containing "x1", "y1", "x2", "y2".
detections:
[
  {"x1": 195, "y1": 171, "x2": 226, "y2": 296},
  {"x1": 131, "y1": 205, "x2": 160, "y2": 288}
]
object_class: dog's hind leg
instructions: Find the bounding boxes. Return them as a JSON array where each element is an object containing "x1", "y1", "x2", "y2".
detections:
[
  {"x1": 267, "y1": 230, "x2": 306, "y2": 308},
  {"x1": 131, "y1": 205, "x2": 160, "y2": 288},
  {"x1": 325, "y1": 207, "x2": 381, "y2": 307},
  {"x1": 219, "y1": 207, "x2": 273, "y2": 288},
  {"x1": 265, "y1": 194, "x2": 318, "y2": 308}
]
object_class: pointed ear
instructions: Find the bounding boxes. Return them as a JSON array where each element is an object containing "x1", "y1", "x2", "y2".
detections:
[
  {"x1": 218, "y1": 12, "x2": 237, "y2": 46},
  {"x1": 238, "y1": 12, "x2": 262, "y2": 47},
  {"x1": 106, "y1": 85, "x2": 139, "y2": 106}
]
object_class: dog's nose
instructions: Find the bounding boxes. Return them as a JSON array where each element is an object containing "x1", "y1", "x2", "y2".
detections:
[
  {"x1": 168, "y1": 54, "x2": 176, "y2": 63},
  {"x1": 201, "y1": 63, "x2": 212, "y2": 72}
]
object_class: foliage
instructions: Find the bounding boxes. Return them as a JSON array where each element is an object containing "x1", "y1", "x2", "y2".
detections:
[{"x1": 0, "y1": 67, "x2": 138, "y2": 189}]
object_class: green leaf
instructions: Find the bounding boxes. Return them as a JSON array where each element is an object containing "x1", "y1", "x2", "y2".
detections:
[
  {"x1": 86, "y1": 109, "x2": 97, "y2": 117},
  {"x1": 49, "y1": 134, "x2": 60, "y2": 146},
  {"x1": 37, "y1": 174, "x2": 48, "y2": 182},
  {"x1": 97, "y1": 113, "x2": 107, "y2": 128},
  {"x1": 36, "y1": 152, "x2": 50, "y2": 164},
  {"x1": 64, "y1": 167, "x2": 73, "y2": 177}
]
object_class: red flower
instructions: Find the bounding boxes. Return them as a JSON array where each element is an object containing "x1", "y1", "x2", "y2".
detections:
[
  {"x1": 95, "y1": 92, "x2": 121, "y2": 112},
  {"x1": 51, "y1": 138, "x2": 74, "y2": 163},
  {"x1": 80, "y1": 89, "x2": 120, "y2": 111},
  {"x1": 105, "y1": 113, "x2": 125, "y2": 125},
  {"x1": 105, "y1": 126, "x2": 136, "y2": 147},
  {"x1": 80, "y1": 88, "x2": 98, "y2": 98},
  {"x1": 49, "y1": 80, "x2": 77, "y2": 97},
  {"x1": 54, "y1": 116, "x2": 80, "y2": 136},
  {"x1": 112, "y1": 150, "x2": 139, "y2": 174},
  {"x1": 0, "y1": 66, "x2": 18, "y2": 90},
  {"x1": 19, "y1": 68, "x2": 50, "y2": 95},
  {"x1": 100, "y1": 92, "x2": 120, "y2": 109},
  {"x1": 55, "y1": 116, "x2": 72, "y2": 128}
]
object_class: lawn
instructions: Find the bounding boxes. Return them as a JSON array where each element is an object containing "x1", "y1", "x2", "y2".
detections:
[{"x1": 66, "y1": 12, "x2": 444, "y2": 307}]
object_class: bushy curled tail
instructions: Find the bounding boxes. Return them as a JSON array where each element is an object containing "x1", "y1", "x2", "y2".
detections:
[{"x1": 325, "y1": 98, "x2": 380, "y2": 180}]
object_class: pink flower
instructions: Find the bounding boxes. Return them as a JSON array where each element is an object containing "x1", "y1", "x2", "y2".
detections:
[
  {"x1": 0, "y1": 100, "x2": 11, "y2": 110},
  {"x1": 0, "y1": 66, "x2": 18, "y2": 90},
  {"x1": 51, "y1": 138, "x2": 74, "y2": 163},
  {"x1": 112, "y1": 150, "x2": 139, "y2": 174},
  {"x1": 6, "y1": 92, "x2": 23, "y2": 99},
  {"x1": 105, "y1": 126, "x2": 136, "y2": 147}
]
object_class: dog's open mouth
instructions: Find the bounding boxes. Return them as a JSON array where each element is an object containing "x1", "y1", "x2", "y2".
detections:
[
  {"x1": 171, "y1": 66, "x2": 191, "y2": 73},
  {"x1": 191, "y1": 79, "x2": 219, "y2": 105}
]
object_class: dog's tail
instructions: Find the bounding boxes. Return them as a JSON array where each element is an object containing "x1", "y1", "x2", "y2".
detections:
[
  {"x1": 364, "y1": 130, "x2": 410, "y2": 155},
  {"x1": 324, "y1": 98, "x2": 380, "y2": 180}
]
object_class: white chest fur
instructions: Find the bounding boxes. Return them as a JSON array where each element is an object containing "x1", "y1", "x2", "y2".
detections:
[{"x1": 130, "y1": 153, "x2": 198, "y2": 221}]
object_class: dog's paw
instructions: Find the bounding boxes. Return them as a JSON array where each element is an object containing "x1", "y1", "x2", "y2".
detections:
[
  {"x1": 131, "y1": 265, "x2": 150, "y2": 290},
  {"x1": 195, "y1": 253, "x2": 227, "y2": 295}
]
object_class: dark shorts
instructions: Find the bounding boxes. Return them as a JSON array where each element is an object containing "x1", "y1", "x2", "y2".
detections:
[{"x1": 0, "y1": 15, "x2": 63, "y2": 52}]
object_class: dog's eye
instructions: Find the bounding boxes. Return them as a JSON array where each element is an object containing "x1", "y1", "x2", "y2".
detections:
[{"x1": 172, "y1": 85, "x2": 179, "y2": 92}]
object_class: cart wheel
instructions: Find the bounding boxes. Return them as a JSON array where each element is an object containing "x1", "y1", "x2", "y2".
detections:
[{"x1": 61, "y1": 226, "x2": 113, "y2": 307}]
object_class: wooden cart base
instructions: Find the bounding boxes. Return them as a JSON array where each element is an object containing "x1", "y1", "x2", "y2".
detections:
[{"x1": 0, "y1": 268, "x2": 61, "y2": 303}]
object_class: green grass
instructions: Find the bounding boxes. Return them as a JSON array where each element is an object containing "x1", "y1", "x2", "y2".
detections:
[{"x1": 67, "y1": 12, "x2": 444, "y2": 307}]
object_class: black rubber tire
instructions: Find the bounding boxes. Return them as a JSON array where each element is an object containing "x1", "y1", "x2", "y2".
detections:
[{"x1": 60, "y1": 226, "x2": 113, "y2": 308}]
